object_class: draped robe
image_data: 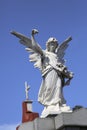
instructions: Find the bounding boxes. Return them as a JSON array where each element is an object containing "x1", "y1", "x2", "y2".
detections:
[{"x1": 38, "y1": 51, "x2": 66, "y2": 106}]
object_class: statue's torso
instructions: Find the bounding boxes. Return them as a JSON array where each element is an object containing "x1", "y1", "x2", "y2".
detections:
[{"x1": 41, "y1": 51, "x2": 59, "y2": 76}]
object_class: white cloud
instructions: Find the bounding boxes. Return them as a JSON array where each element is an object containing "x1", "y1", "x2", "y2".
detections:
[{"x1": 0, "y1": 124, "x2": 18, "y2": 130}]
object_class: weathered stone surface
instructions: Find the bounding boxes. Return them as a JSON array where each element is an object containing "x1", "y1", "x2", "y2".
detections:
[
  {"x1": 55, "y1": 108, "x2": 87, "y2": 129},
  {"x1": 17, "y1": 107, "x2": 87, "y2": 130}
]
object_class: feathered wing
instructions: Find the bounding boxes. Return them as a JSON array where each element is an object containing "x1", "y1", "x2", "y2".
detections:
[
  {"x1": 26, "y1": 47, "x2": 43, "y2": 70},
  {"x1": 56, "y1": 36, "x2": 72, "y2": 64},
  {"x1": 11, "y1": 31, "x2": 43, "y2": 70},
  {"x1": 11, "y1": 31, "x2": 32, "y2": 47}
]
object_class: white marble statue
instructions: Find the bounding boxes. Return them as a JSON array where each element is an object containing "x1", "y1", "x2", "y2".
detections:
[{"x1": 11, "y1": 29, "x2": 73, "y2": 117}]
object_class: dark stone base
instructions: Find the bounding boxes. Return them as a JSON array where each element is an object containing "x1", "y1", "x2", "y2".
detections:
[{"x1": 17, "y1": 107, "x2": 87, "y2": 130}]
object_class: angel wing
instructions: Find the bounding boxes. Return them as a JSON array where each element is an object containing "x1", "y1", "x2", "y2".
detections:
[
  {"x1": 11, "y1": 29, "x2": 43, "y2": 70},
  {"x1": 56, "y1": 36, "x2": 72, "y2": 64}
]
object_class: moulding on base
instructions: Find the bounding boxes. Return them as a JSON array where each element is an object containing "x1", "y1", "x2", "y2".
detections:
[{"x1": 17, "y1": 107, "x2": 87, "y2": 130}]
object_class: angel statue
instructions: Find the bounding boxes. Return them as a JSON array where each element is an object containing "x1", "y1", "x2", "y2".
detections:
[{"x1": 11, "y1": 29, "x2": 73, "y2": 117}]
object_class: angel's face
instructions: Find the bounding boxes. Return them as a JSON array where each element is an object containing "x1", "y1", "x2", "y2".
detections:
[
  {"x1": 46, "y1": 37, "x2": 58, "y2": 52},
  {"x1": 49, "y1": 43, "x2": 57, "y2": 52},
  {"x1": 47, "y1": 42, "x2": 58, "y2": 52}
]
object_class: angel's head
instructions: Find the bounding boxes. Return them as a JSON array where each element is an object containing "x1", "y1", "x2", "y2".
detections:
[{"x1": 46, "y1": 37, "x2": 58, "y2": 52}]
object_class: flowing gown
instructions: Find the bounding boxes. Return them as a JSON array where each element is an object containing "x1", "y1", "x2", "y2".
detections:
[{"x1": 38, "y1": 51, "x2": 66, "y2": 106}]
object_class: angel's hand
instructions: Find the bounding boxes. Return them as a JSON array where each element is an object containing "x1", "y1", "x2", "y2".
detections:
[{"x1": 31, "y1": 29, "x2": 39, "y2": 35}]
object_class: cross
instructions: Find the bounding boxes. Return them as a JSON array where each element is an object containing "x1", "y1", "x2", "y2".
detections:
[{"x1": 25, "y1": 81, "x2": 30, "y2": 100}]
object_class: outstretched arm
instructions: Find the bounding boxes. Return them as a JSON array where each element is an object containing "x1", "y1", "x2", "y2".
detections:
[
  {"x1": 11, "y1": 29, "x2": 44, "y2": 70},
  {"x1": 29, "y1": 29, "x2": 43, "y2": 56}
]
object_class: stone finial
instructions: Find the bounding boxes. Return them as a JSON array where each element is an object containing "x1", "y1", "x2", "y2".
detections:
[{"x1": 25, "y1": 81, "x2": 30, "y2": 100}]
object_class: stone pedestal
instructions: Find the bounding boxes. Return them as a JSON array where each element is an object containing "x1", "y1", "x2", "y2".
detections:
[{"x1": 17, "y1": 107, "x2": 87, "y2": 130}]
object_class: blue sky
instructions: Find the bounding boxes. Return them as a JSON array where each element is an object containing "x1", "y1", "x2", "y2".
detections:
[{"x1": 0, "y1": 0, "x2": 87, "y2": 129}]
